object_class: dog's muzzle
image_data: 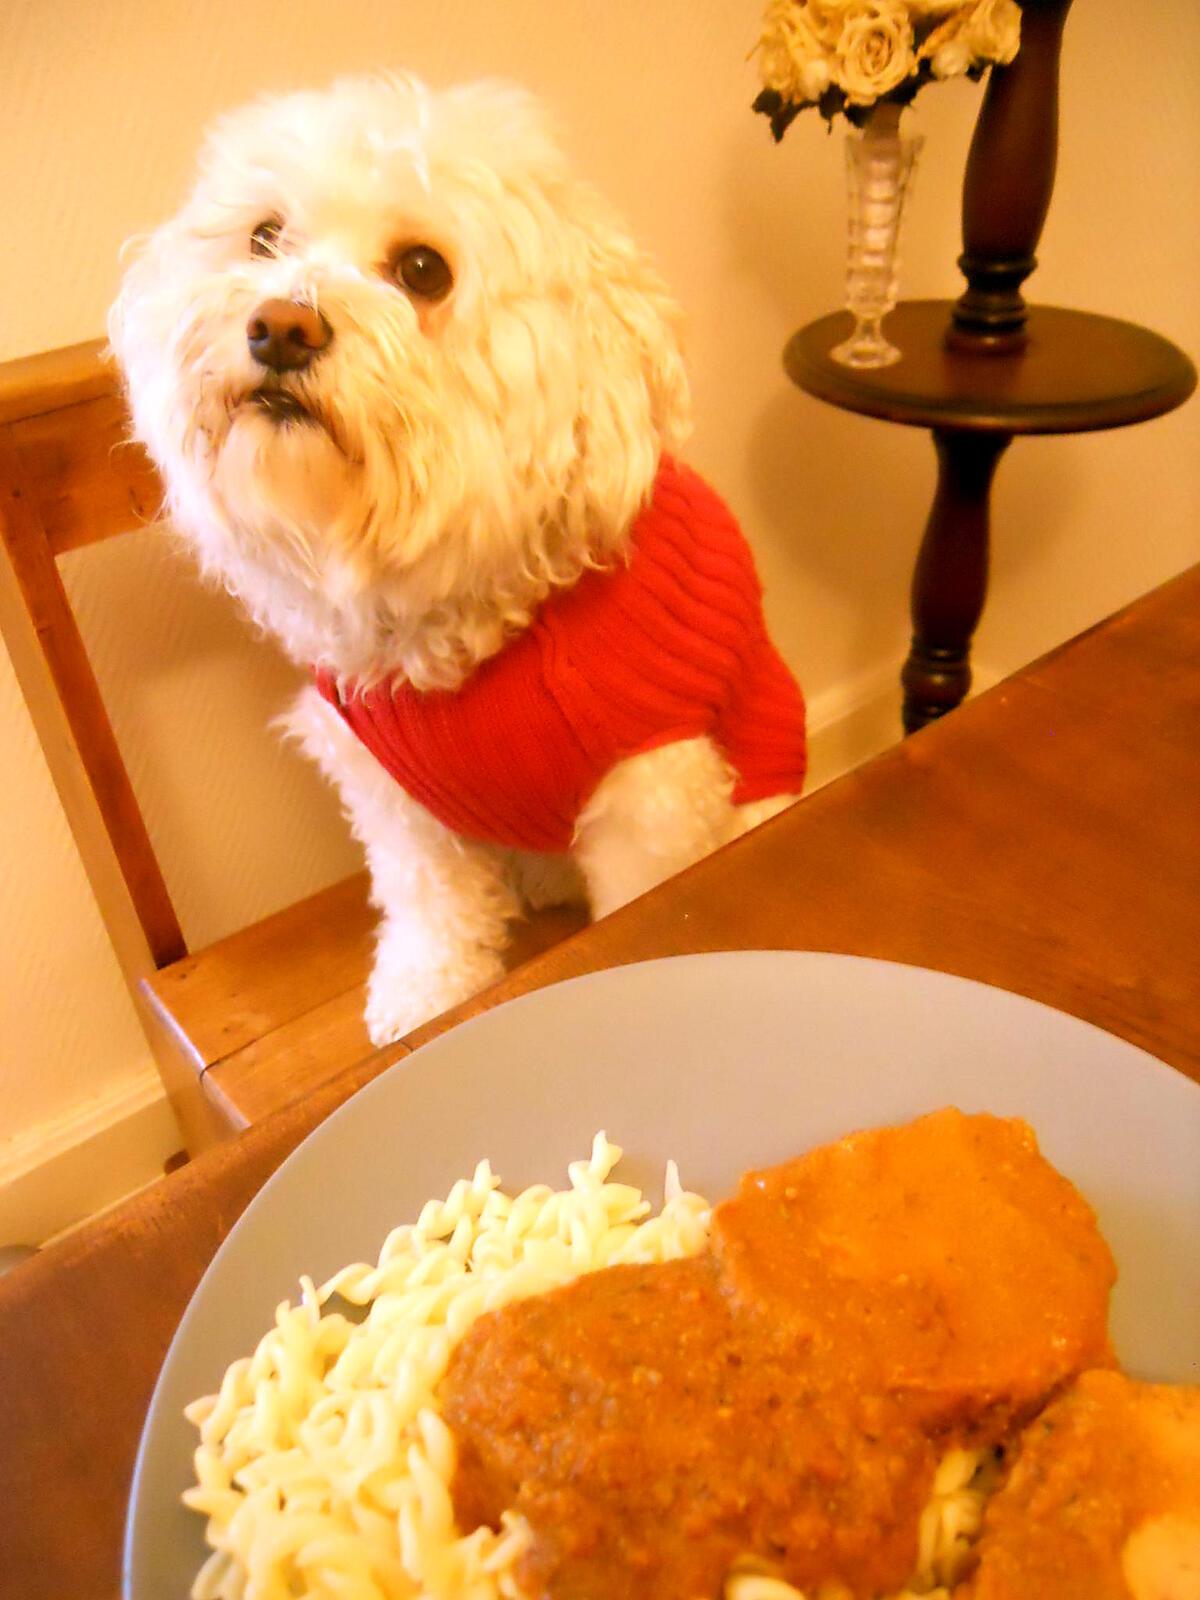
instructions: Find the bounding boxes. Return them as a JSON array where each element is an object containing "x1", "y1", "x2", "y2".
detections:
[{"x1": 246, "y1": 298, "x2": 333, "y2": 374}]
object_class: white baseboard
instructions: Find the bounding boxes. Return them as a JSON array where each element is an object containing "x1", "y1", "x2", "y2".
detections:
[
  {"x1": 969, "y1": 660, "x2": 1003, "y2": 704},
  {"x1": 805, "y1": 660, "x2": 904, "y2": 792},
  {"x1": 805, "y1": 655, "x2": 1004, "y2": 793},
  {"x1": 0, "y1": 1070, "x2": 180, "y2": 1248}
]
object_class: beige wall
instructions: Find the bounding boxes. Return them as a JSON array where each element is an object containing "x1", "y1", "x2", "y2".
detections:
[{"x1": 1, "y1": 0, "x2": 1197, "y2": 1233}]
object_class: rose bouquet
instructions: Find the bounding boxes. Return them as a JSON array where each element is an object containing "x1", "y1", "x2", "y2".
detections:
[{"x1": 755, "y1": 0, "x2": 1022, "y2": 138}]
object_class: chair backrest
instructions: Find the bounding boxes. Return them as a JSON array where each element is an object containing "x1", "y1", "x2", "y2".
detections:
[{"x1": 0, "y1": 339, "x2": 187, "y2": 989}]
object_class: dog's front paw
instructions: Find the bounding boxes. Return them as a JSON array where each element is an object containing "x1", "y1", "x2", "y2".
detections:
[{"x1": 364, "y1": 936, "x2": 506, "y2": 1046}]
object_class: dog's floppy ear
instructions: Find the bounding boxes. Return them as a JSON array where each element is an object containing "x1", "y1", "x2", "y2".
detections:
[
  {"x1": 554, "y1": 181, "x2": 693, "y2": 547},
  {"x1": 401, "y1": 75, "x2": 691, "y2": 552}
]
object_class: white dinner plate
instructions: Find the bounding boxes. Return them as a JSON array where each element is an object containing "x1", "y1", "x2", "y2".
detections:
[{"x1": 124, "y1": 951, "x2": 1200, "y2": 1597}]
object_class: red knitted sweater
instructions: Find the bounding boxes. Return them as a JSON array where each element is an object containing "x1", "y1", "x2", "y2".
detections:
[{"x1": 315, "y1": 458, "x2": 806, "y2": 852}]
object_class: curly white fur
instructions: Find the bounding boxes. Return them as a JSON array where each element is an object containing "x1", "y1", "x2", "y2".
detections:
[{"x1": 110, "y1": 71, "x2": 795, "y2": 1044}]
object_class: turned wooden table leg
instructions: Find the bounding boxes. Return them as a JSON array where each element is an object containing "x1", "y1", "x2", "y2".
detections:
[{"x1": 901, "y1": 428, "x2": 1011, "y2": 734}]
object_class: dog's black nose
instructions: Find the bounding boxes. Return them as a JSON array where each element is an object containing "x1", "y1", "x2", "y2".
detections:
[{"x1": 246, "y1": 298, "x2": 332, "y2": 372}]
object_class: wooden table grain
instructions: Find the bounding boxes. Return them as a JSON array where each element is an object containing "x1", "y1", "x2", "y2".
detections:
[{"x1": 3, "y1": 567, "x2": 1198, "y2": 1600}]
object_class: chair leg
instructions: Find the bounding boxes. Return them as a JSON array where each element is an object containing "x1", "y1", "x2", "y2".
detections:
[{"x1": 901, "y1": 427, "x2": 1011, "y2": 734}]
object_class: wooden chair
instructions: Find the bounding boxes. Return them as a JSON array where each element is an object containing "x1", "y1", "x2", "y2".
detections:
[{"x1": 0, "y1": 340, "x2": 585, "y2": 1153}]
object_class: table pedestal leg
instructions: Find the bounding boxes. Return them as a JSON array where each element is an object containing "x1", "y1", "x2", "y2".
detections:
[{"x1": 901, "y1": 428, "x2": 1011, "y2": 734}]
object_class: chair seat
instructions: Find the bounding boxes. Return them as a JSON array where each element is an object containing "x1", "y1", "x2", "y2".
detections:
[{"x1": 140, "y1": 872, "x2": 587, "y2": 1137}]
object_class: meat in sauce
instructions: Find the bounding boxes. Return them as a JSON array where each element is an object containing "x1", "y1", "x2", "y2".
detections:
[
  {"x1": 967, "y1": 1370, "x2": 1200, "y2": 1600},
  {"x1": 715, "y1": 1106, "x2": 1116, "y2": 1431},
  {"x1": 440, "y1": 1109, "x2": 1116, "y2": 1600}
]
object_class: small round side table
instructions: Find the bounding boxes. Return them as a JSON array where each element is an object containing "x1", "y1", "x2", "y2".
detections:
[
  {"x1": 786, "y1": 302, "x2": 1196, "y2": 732},
  {"x1": 781, "y1": 0, "x2": 1197, "y2": 734}
]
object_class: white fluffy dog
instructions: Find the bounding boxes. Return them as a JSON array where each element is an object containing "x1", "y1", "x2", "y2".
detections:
[{"x1": 109, "y1": 72, "x2": 806, "y2": 1045}]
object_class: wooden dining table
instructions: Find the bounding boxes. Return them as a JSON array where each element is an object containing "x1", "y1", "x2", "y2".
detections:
[{"x1": 2, "y1": 564, "x2": 1198, "y2": 1600}]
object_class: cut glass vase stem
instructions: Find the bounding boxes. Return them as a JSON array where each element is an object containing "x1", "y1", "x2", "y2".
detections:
[{"x1": 833, "y1": 102, "x2": 924, "y2": 370}]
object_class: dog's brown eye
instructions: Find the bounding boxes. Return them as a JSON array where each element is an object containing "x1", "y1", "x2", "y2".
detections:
[
  {"x1": 391, "y1": 245, "x2": 453, "y2": 301},
  {"x1": 250, "y1": 217, "x2": 283, "y2": 258}
]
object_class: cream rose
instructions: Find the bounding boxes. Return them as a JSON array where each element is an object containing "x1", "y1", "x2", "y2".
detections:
[
  {"x1": 798, "y1": 52, "x2": 834, "y2": 100},
  {"x1": 965, "y1": 0, "x2": 1022, "y2": 65},
  {"x1": 919, "y1": 8, "x2": 973, "y2": 77},
  {"x1": 930, "y1": 33, "x2": 973, "y2": 77},
  {"x1": 834, "y1": 2, "x2": 916, "y2": 104},
  {"x1": 758, "y1": 0, "x2": 832, "y2": 104},
  {"x1": 803, "y1": 0, "x2": 863, "y2": 48}
]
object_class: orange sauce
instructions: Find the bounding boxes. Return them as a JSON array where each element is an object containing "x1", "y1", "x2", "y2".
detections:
[
  {"x1": 441, "y1": 1110, "x2": 1116, "y2": 1599},
  {"x1": 969, "y1": 1371, "x2": 1200, "y2": 1600}
]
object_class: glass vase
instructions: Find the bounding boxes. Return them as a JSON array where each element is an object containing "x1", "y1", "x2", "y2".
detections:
[{"x1": 832, "y1": 103, "x2": 924, "y2": 370}]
